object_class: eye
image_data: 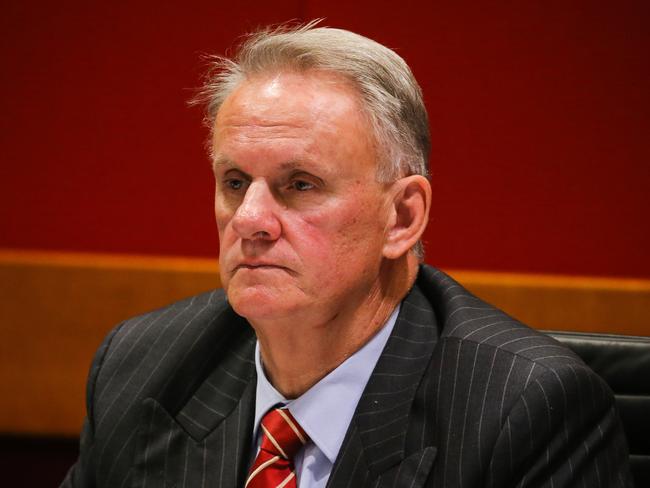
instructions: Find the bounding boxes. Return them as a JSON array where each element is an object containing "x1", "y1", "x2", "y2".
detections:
[
  {"x1": 291, "y1": 179, "x2": 315, "y2": 191},
  {"x1": 225, "y1": 178, "x2": 245, "y2": 190}
]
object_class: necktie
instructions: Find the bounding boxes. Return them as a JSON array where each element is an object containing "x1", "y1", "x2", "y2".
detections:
[{"x1": 246, "y1": 407, "x2": 309, "y2": 488}]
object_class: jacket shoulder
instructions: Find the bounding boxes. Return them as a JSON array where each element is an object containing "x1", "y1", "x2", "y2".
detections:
[
  {"x1": 90, "y1": 288, "x2": 250, "y2": 419},
  {"x1": 417, "y1": 265, "x2": 582, "y2": 370},
  {"x1": 415, "y1": 267, "x2": 631, "y2": 486},
  {"x1": 107, "y1": 288, "x2": 229, "y2": 351}
]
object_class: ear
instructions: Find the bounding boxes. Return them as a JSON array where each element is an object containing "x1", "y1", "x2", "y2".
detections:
[{"x1": 382, "y1": 175, "x2": 432, "y2": 260}]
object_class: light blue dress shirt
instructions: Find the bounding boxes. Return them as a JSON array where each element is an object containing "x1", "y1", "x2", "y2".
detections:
[{"x1": 252, "y1": 305, "x2": 399, "y2": 488}]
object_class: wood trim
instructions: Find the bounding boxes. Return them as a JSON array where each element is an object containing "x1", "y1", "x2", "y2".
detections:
[
  {"x1": 0, "y1": 248, "x2": 219, "y2": 271},
  {"x1": 1, "y1": 249, "x2": 649, "y2": 436},
  {"x1": 0, "y1": 250, "x2": 220, "y2": 437},
  {"x1": 450, "y1": 269, "x2": 650, "y2": 335}
]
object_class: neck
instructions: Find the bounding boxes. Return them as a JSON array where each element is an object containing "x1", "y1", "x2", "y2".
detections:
[{"x1": 254, "y1": 255, "x2": 419, "y2": 398}]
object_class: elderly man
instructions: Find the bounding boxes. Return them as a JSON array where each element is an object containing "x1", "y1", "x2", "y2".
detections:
[{"x1": 62, "y1": 24, "x2": 632, "y2": 487}]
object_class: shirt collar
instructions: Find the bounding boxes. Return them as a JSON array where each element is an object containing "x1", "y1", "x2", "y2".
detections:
[{"x1": 253, "y1": 305, "x2": 400, "y2": 463}]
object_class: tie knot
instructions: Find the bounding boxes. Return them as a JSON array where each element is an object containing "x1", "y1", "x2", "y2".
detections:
[{"x1": 259, "y1": 408, "x2": 309, "y2": 460}]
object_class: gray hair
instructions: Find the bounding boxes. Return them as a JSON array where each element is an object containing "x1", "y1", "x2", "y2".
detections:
[
  {"x1": 194, "y1": 21, "x2": 430, "y2": 256},
  {"x1": 195, "y1": 20, "x2": 430, "y2": 182}
]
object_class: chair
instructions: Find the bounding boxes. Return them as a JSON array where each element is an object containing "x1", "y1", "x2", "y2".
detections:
[{"x1": 547, "y1": 331, "x2": 650, "y2": 487}]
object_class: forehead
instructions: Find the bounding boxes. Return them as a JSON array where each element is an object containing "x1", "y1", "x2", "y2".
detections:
[
  {"x1": 211, "y1": 71, "x2": 379, "y2": 179},
  {"x1": 213, "y1": 71, "x2": 373, "y2": 143}
]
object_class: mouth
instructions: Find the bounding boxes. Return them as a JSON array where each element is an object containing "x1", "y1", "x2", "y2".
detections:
[
  {"x1": 233, "y1": 263, "x2": 289, "y2": 272},
  {"x1": 230, "y1": 261, "x2": 298, "y2": 277}
]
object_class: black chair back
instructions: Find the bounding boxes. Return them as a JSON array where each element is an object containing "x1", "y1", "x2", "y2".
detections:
[{"x1": 547, "y1": 331, "x2": 650, "y2": 487}]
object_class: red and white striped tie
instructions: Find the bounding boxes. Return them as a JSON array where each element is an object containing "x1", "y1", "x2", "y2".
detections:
[{"x1": 245, "y1": 407, "x2": 309, "y2": 488}]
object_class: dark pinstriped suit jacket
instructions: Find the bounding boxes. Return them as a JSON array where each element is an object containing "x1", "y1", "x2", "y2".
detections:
[{"x1": 62, "y1": 265, "x2": 632, "y2": 487}]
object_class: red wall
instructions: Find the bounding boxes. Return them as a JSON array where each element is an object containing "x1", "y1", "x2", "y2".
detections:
[{"x1": 2, "y1": 1, "x2": 649, "y2": 278}]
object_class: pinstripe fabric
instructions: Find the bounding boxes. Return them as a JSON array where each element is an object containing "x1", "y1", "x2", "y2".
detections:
[
  {"x1": 62, "y1": 265, "x2": 632, "y2": 487},
  {"x1": 62, "y1": 289, "x2": 258, "y2": 487}
]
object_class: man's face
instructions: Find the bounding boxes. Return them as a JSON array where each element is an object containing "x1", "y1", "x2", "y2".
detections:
[{"x1": 212, "y1": 71, "x2": 394, "y2": 324}]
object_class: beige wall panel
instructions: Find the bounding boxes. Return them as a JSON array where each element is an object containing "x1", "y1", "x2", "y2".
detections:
[{"x1": 0, "y1": 251, "x2": 220, "y2": 436}]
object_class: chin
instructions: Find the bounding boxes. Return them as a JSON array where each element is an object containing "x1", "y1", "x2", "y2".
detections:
[{"x1": 226, "y1": 284, "x2": 298, "y2": 323}]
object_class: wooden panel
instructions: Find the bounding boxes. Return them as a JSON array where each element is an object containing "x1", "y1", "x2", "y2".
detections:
[
  {"x1": 1, "y1": 250, "x2": 649, "y2": 436},
  {"x1": 452, "y1": 270, "x2": 650, "y2": 336},
  {"x1": 0, "y1": 250, "x2": 219, "y2": 436}
]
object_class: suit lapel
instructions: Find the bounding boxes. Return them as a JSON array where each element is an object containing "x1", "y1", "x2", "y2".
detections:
[
  {"x1": 174, "y1": 318, "x2": 256, "y2": 442},
  {"x1": 327, "y1": 282, "x2": 440, "y2": 487},
  {"x1": 174, "y1": 316, "x2": 257, "y2": 485},
  {"x1": 132, "y1": 309, "x2": 258, "y2": 488}
]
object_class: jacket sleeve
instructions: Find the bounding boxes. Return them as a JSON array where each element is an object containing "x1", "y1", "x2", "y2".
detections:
[
  {"x1": 486, "y1": 363, "x2": 633, "y2": 488},
  {"x1": 60, "y1": 323, "x2": 123, "y2": 488}
]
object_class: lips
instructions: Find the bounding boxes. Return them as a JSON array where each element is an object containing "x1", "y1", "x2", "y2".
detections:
[
  {"x1": 232, "y1": 262, "x2": 287, "y2": 272},
  {"x1": 230, "y1": 260, "x2": 297, "y2": 276},
  {"x1": 237, "y1": 264, "x2": 281, "y2": 270}
]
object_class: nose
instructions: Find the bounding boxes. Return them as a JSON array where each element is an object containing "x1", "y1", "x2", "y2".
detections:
[{"x1": 231, "y1": 180, "x2": 282, "y2": 241}]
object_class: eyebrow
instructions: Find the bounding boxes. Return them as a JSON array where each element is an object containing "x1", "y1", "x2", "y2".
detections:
[
  {"x1": 212, "y1": 155, "x2": 232, "y2": 169},
  {"x1": 212, "y1": 156, "x2": 315, "y2": 173}
]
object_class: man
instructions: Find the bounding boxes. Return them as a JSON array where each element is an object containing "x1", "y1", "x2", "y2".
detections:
[{"x1": 62, "y1": 23, "x2": 632, "y2": 487}]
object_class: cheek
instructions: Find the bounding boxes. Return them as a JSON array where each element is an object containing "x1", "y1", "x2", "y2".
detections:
[
  {"x1": 214, "y1": 212, "x2": 229, "y2": 237},
  {"x1": 214, "y1": 198, "x2": 236, "y2": 240},
  {"x1": 294, "y1": 198, "x2": 384, "y2": 260}
]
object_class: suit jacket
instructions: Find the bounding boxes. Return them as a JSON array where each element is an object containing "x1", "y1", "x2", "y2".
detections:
[{"x1": 62, "y1": 265, "x2": 632, "y2": 487}]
